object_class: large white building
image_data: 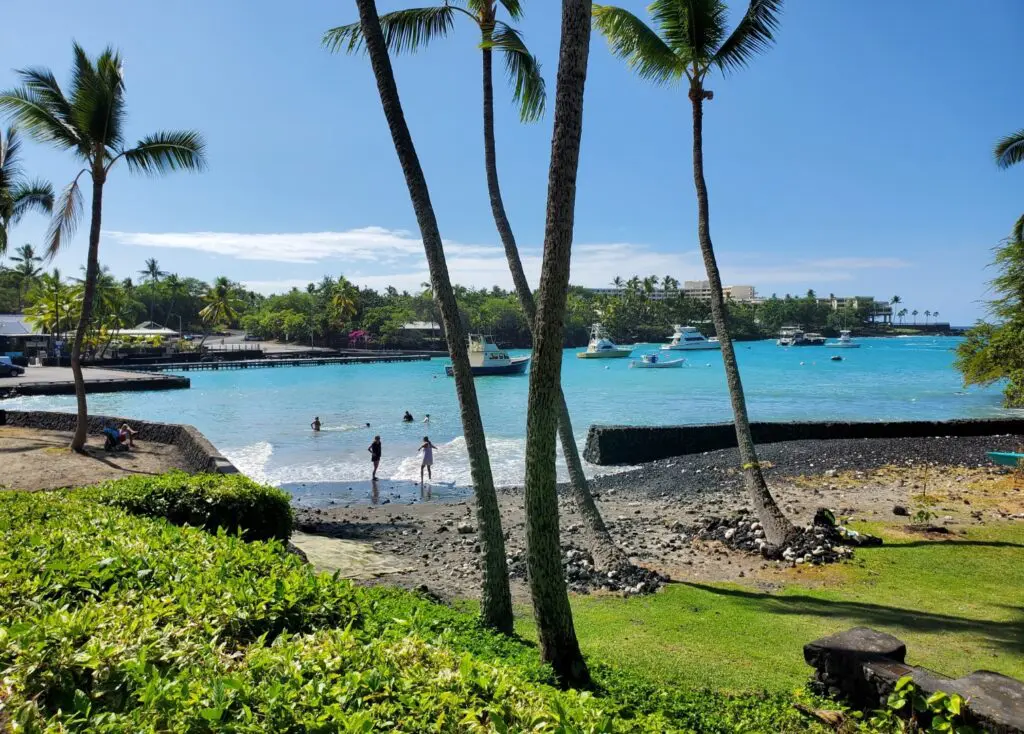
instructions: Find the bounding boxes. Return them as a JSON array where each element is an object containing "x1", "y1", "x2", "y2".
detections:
[{"x1": 586, "y1": 281, "x2": 759, "y2": 303}]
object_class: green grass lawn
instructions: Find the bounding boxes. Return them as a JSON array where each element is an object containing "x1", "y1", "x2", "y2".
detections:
[{"x1": 517, "y1": 522, "x2": 1024, "y2": 693}]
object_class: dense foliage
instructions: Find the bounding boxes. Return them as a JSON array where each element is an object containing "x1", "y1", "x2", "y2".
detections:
[
  {"x1": 0, "y1": 486, "x2": 843, "y2": 733},
  {"x1": 79, "y1": 471, "x2": 294, "y2": 541},
  {"x1": 6, "y1": 260, "x2": 916, "y2": 351}
]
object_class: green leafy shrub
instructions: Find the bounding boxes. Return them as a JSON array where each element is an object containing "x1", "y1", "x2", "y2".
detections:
[
  {"x1": 0, "y1": 488, "x2": 836, "y2": 732},
  {"x1": 80, "y1": 471, "x2": 293, "y2": 541},
  {"x1": 860, "y1": 676, "x2": 979, "y2": 733}
]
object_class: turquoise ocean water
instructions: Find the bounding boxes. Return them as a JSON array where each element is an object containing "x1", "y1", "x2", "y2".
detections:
[{"x1": 1, "y1": 337, "x2": 1010, "y2": 488}]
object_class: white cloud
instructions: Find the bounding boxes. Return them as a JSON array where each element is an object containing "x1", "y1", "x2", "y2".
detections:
[{"x1": 108, "y1": 227, "x2": 911, "y2": 295}]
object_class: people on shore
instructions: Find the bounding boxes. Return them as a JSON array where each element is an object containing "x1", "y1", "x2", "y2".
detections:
[
  {"x1": 369, "y1": 435, "x2": 382, "y2": 480},
  {"x1": 418, "y1": 436, "x2": 437, "y2": 483},
  {"x1": 311, "y1": 416, "x2": 321, "y2": 432},
  {"x1": 118, "y1": 423, "x2": 137, "y2": 449},
  {"x1": 403, "y1": 411, "x2": 414, "y2": 423}
]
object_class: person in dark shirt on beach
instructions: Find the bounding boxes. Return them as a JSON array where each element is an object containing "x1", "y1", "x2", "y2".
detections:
[{"x1": 369, "y1": 435, "x2": 382, "y2": 480}]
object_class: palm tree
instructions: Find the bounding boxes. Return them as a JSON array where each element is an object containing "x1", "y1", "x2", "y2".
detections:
[
  {"x1": 9, "y1": 243, "x2": 42, "y2": 309},
  {"x1": 24, "y1": 268, "x2": 74, "y2": 348},
  {"x1": 912, "y1": 309, "x2": 919, "y2": 325},
  {"x1": 0, "y1": 127, "x2": 53, "y2": 256},
  {"x1": 326, "y1": 0, "x2": 621, "y2": 571},
  {"x1": 347, "y1": 0, "x2": 513, "y2": 634},
  {"x1": 161, "y1": 273, "x2": 188, "y2": 332},
  {"x1": 995, "y1": 129, "x2": 1024, "y2": 241},
  {"x1": 331, "y1": 275, "x2": 359, "y2": 324},
  {"x1": 519, "y1": 0, "x2": 593, "y2": 685},
  {"x1": 611, "y1": 275, "x2": 624, "y2": 289},
  {"x1": 933, "y1": 311, "x2": 939, "y2": 323},
  {"x1": 199, "y1": 276, "x2": 243, "y2": 334},
  {"x1": 0, "y1": 43, "x2": 206, "y2": 451},
  {"x1": 924, "y1": 309, "x2": 931, "y2": 325},
  {"x1": 593, "y1": 0, "x2": 795, "y2": 546},
  {"x1": 139, "y1": 257, "x2": 168, "y2": 320},
  {"x1": 898, "y1": 307, "x2": 908, "y2": 325}
]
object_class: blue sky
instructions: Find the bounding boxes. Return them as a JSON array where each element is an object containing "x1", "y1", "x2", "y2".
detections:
[{"x1": 2, "y1": 1, "x2": 1022, "y2": 324}]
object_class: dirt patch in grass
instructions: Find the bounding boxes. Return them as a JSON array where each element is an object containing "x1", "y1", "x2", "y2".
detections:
[{"x1": 0, "y1": 426, "x2": 191, "y2": 491}]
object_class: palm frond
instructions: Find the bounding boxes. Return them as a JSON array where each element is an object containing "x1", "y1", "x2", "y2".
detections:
[
  {"x1": 592, "y1": 4, "x2": 685, "y2": 85},
  {"x1": 324, "y1": 6, "x2": 456, "y2": 55},
  {"x1": 0, "y1": 126, "x2": 23, "y2": 181},
  {"x1": 489, "y1": 22, "x2": 546, "y2": 122},
  {"x1": 1014, "y1": 213, "x2": 1024, "y2": 243},
  {"x1": 19, "y1": 67, "x2": 77, "y2": 134},
  {"x1": 45, "y1": 175, "x2": 83, "y2": 258},
  {"x1": 69, "y1": 43, "x2": 126, "y2": 151},
  {"x1": 10, "y1": 179, "x2": 54, "y2": 224},
  {"x1": 0, "y1": 87, "x2": 81, "y2": 151},
  {"x1": 121, "y1": 131, "x2": 207, "y2": 176},
  {"x1": 650, "y1": 0, "x2": 727, "y2": 68},
  {"x1": 498, "y1": 0, "x2": 524, "y2": 21},
  {"x1": 995, "y1": 129, "x2": 1024, "y2": 169},
  {"x1": 714, "y1": 0, "x2": 784, "y2": 73}
]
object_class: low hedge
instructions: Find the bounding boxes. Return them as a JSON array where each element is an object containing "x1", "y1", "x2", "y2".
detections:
[
  {"x1": 0, "y1": 487, "x2": 833, "y2": 732},
  {"x1": 80, "y1": 471, "x2": 293, "y2": 541}
]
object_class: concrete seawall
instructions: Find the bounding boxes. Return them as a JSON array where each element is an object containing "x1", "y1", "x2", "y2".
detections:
[
  {"x1": 583, "y1": 419, "x2": 1024, "y2": 466},
  {"x1": 0, "y1": 409, "x2": 236, "y2": 474}
]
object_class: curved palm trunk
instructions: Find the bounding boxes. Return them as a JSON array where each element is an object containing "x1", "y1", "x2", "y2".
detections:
[
  {"x1": 481, "y1": 47, "x2": 625, "y2": 572},
  {"x1": 689, "y1": 84, "x2": 794, "y2": 546},
  {"x1": 523, "y1": 0, "x2": 591, "y2": 686},
  {"x1": 69, "y1": 167, "x2": 105, "y2": 452},
  {"x1": 356, "y1": 0, "x2": 513, "y2": 633}
]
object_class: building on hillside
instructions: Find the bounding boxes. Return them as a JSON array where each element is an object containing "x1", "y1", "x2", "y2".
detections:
[
  {"x1": 0, "y1": 314, "x2": 47, "y2": 356},
  {"x1": 814, "y1": 296, "x2": 893, "y2": 324},
  {"x1": 585, "y1": 281, "x2": 759, "y2": 303}
]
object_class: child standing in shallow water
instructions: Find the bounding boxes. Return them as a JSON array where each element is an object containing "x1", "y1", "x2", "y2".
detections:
[
  {"x1": 418, "y1": 436, "x2": 437, "y2": 483},
  {"x1": 368, "y1": 435, "x2": 382, "y2": 480}
]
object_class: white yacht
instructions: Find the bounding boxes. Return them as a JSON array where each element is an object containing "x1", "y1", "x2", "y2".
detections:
[
  {"x1": 661, "y1": 325, "x2": 721, "y2": 351},
  {"x1": 829, "y1": 329, "x2": 861, "y2": 349},
  {"x1": 577, "y1": 323, "x2": 632, "y2": 359},
  {"x1": 777, "y1": 326, "x2": 825, "y2": 347},
  {"x1": 445, "y1": 334, "x2": 530, "y2": 376}
]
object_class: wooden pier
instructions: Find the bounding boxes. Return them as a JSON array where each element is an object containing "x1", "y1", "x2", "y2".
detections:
[{"x1": 116, "y1": 354, "x2": 433, "y2": 373}]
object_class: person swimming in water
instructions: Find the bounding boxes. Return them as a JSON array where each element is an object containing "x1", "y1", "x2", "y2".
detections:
[
  {"x1": 423, "y1": 413, "x2": 430, "y2": 424},
  {"x1": 403, "y1": 411, "x2": 414, "y2": 423},
  {"x1": 418, "y1": 436, "x2": 437, "y2": 483},
  {"x1": 311, "y1": 416, "x2": 321, "y2": 432}
]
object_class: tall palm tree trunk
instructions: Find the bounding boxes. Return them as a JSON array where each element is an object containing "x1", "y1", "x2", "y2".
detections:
[
  {"x1": 356, "y1": 0, "x2": 513, "y2": 633},
  {"x1": 70, "y1": 167, "x2": 105, "y2": 452},
  {"x1": 523, "y1": 0, "x2": 591, "y2": 686},
  {"x1": 688, "y1": 84, "x2": 794, "y2": 546},
  {"x1": 481, "y1": 47, "x2": 626, "y2": 571}
]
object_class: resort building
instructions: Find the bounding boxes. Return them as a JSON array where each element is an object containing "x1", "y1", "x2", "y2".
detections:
[{"x1": 585, "y1": 281, "x2": 759, "y2": 303}]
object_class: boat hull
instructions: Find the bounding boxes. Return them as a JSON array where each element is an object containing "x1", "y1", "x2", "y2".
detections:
[
  {"x1": 631, "y1": 358, "x2": 685, "y2": 369},
  {"x1": 445, "y1": 356, "x2": 530, "y2": 377},
  {"x1": 987, "y1": 451, "x2": 1024, "y2": 468},
  {"x1": 660, "y1": 343, "x2": 720, "y2": 351},
  {"x1": 829, "y1": 343, "x2": 861, "y2": 349},
  {"x1": 577, "y1": 349, "x2": 632, "y2": 359}
]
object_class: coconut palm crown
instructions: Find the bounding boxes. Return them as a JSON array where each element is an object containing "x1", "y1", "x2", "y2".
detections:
[
  {"x1": 323, "y1": 0, "x2": 545, "y2": 123},
  {"x1": 0, "y1": 127, "x2": 53, "y2": 255}
]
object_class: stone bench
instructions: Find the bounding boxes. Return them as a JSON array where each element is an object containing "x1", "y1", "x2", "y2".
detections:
[{"x1": 805, "y1": 627, "x2": 1024, "y2": 733}]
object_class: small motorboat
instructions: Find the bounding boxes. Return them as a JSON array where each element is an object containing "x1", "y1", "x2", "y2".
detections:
[
  {"x1": 830, "y1": 355, "x2": 843, "y2": 361},
  {"x1": 986, "y1": 451, "x2": 1024, "y2": 468},
  {"x1": 828, "y1": 329, "x2": 861, "y2": 349},
  {"x1": 631, "y1": 353, "x2": 685, "y2": 369},
  {"x1": 445, "y1": 334, "x2": 530, "y2": 377},
  {"x1": 577, "y1": 323, "x2": 632, "y2": 359}
]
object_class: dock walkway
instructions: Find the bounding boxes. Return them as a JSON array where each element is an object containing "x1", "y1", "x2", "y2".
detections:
[{"x1": 116, "y1": 354, "x2": 433, "y2": 372}]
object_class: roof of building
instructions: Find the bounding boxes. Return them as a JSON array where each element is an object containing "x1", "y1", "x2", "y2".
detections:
[{"x1": 0, "y1": 314, "x2": 42, "y2": 337}]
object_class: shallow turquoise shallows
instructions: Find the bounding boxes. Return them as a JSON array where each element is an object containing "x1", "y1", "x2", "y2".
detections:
[{"x1": 2, "y1": 337, "x2": 1009, "y2": 487}]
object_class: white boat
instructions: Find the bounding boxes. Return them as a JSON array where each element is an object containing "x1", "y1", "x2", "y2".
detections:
[
  {"x1": 661, "y1": 325, "x2": 720, "y2": 351},
  {"x1": 631, "y1": 353, "x2": 686, "y2": 369},
  {"x1": 445, "y1": 334, "x2": 530, "y2": 377},
  {"x1": 828, "y1": 329, "x2": 861, "y2": 349},
  {"x1": 777, "y1": 326, "x2": 826, "y2": 347},
  {"x1": 577, "y1": 323, "x2": 632, "y2": 359}
]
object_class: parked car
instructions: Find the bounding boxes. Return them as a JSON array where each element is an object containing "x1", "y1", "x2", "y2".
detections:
[
  {"x1": 243, "y1": 333, "x2": 262, "y2": 341},
  {"x1": 0, "y1": 356, "x2": 25, "y2": 377}
]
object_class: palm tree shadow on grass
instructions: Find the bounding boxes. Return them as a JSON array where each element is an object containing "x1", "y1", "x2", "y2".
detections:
[
  {"x1": 682, "y1": 582, "x2": 1024, "y2": 657},
  {"x1": 882, "y1": 538, "x2": 1024, "y2": 550}
]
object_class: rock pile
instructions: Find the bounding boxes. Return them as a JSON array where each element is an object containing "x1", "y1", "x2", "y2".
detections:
[
  {"x1": 693, "y1": 508, "x2": 881, "y2": 566},
  {"x1": 507, "y1": 544, "x2": 668, "y2": 596}
]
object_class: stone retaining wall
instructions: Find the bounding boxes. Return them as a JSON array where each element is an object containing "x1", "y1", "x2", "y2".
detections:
[
  {"x1": 583, "y1": 419, "x2": 1024, "y2": 465},
  {"x1": 0, "y1": 409, "x2": 236, "y2": 474}
]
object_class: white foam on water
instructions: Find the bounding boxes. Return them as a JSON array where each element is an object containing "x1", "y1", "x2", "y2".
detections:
[{"x1": 224, "y1": 441, "x2": 274, "y2": 483}]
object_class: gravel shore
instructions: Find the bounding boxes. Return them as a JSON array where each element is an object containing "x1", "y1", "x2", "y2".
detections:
[{"x1": 295, "y1": 434, "x2": 1024, "y2": 601}]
